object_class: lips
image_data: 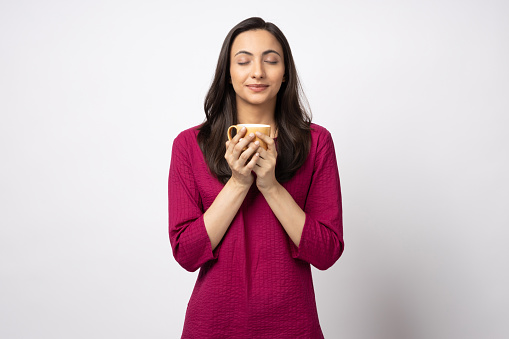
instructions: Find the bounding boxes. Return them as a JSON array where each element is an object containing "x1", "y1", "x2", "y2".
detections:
[{"x1": 246, "y1": 84, "x2": 269, "y2": 92}]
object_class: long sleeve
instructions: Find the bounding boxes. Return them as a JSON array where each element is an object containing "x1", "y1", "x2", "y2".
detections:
[
  {"x1": 171, "y1": 124, "x2": 338, "y2": 337},
  {"x1": 290, "y1": 130, "x2": 344, "y2": 270},
  {"x1": 168, "y1": 133, "x2": 217, "y2": 272}
]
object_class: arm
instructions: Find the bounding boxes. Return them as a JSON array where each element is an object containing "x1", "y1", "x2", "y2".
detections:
[
  {"x1": 203, "y1": 178, "x2": 250, "y2": 250},
  {"x1": 168, "y1": 129, "x2": 260, "y2": 271},
  {"x1": 204, "y1": 127, "x2": 261, "y2": 249},
  {"x1": 253, "y1": 130, "x2": 344, "y2": 270},
  {"x1": 168, "y1": 134, "x2": 215, "y2": 272},
  {"x1": 258, "y1": 183, "x2": 306, "y2": 246},
  {"x1": 252, "y1": 132, "x2": 305, "y2": 246}
]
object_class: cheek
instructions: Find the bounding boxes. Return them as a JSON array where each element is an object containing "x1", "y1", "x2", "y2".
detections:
[
  {"x1": 230, "y1": 69, "x2": 248, "y2": 85},
  {"x1": 229, "y1": 72, "x2": 244, "y2": 94},
  {"x1": 275, "y1": 67, "x2": 285, "y2": 82},
  {"x1": 273, "y1": 82, "x2": 283, "y2": 94}
]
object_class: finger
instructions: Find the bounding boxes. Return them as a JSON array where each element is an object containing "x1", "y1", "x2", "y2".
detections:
[
  {"x1": 237, "y1": 139, "x2": 259, "y2": 164},
  {"x1": 253, "y1": 144, "x2": 274, "y2": 163},
  {"x1": 255, "y1": 131, "x2": 276, "y2": 152},
  {"x1": 226, "y1": 126, "x2": 247, "y2": 154},
  {"x1": 245, "y1": 152, "x2": 260, "y2": 171},
  {"x1": 227, "y1": 127, "x2": 247, "y2": 156},
  {"x1": 253, "y1": 153, "x2": 270, "y2": 168},
  {"x1": 251, "y1": 157, "x2": 262, "y2": 172},
  {"x1": 225, "y1": 139, "x2": 235, "y2": 159},
  {"x1": 232, "y1": 132, "x2": 255, "y2": 159},
  {"x1": 245, "y1": 141, "x2": 265, "y2": 156},
  {"x1": 255, "y1": 145, "x2": 267, "y2": 159},
  {"x1": 248, "y1": 140, "x2": 261, "y2": 151},
  {"x1": 250, "y1": 145, "x2": 274, "y2": 169},
  {"x1": 245, "y1": 145, "x2": 265, "y2": 163},
  {"x1": 231, "y1": 126, "x2": 247, "y2": 144}
]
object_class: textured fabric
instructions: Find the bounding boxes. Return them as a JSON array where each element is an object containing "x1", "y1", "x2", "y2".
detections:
[{"x1": 168, "y1": 123, "x2": 343, "y2": 338}]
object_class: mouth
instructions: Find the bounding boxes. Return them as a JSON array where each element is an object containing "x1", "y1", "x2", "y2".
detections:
[{"x1": 246, "y1": 84, "x2": 269, "y2": 92}]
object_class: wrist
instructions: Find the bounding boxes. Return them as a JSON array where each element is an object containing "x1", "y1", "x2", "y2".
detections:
[
  {"x1": 258, "y1": 180, "x2": 281, "y2": 197},
  {"x1": 228, "y1": 176, "x2": 252, "y2": 192}
]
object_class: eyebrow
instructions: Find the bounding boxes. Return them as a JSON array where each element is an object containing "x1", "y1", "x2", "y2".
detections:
[{"x1": 234, "y1": 49, "x2": 281, "y2": 57}]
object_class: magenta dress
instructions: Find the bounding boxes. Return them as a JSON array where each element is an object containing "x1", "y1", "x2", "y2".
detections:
[{"x1": 168, "y1": 123, "x2": 344, "y2": 338}]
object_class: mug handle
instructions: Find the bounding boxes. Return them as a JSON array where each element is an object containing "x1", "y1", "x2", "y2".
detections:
[{"x1": 227, "y1": 125, "x2": 237, "y2": 141}]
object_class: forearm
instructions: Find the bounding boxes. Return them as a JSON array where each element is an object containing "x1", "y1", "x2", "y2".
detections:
[
  {"x1": 203, "y1": 178, "x2": 250, "y2": 250},
  {"x1": 261, "y1": 183, "x2": 306, "y2": 247}
]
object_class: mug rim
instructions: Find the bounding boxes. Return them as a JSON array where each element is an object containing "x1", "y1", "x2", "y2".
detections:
[{"x1": 235, "y1": 124, "x2": 270, "y2": 127}]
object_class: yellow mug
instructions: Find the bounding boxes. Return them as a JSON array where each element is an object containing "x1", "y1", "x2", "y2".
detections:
[{"x1": 227, "y1": 124, "x2": 271, "y2": 150}]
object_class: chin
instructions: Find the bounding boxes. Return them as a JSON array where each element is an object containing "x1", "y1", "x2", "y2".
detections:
[{"x1": 247, "y1": 96, "x2": 276, "y2": 105}]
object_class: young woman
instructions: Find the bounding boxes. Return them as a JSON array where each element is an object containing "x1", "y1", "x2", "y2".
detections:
[{"x1": 168, "y1": 17, "x2": 344, "y2": 338}]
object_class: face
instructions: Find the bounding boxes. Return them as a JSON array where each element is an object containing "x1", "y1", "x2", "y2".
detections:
[{"x1": 229, "y1": 29, "x2": 285, "y2": 109}]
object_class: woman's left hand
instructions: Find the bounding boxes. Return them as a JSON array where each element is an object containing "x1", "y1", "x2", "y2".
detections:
[{"x1": 251, "y1": 132, "x2": 279, "y2": 193}]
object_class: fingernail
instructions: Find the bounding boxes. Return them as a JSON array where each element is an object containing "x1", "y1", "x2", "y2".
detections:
[
  {"x1": 249, "y1": 133, "x2": 254, "y2": 138},
  {"x1": 256, "y1": 131, "x2": 261, "y2": 136},
  {"x1": 254, "y1": 141, "x2": 260, "y2": 145},
  {"x1": 239, "y1": 138, "x2": 243, "y2": 141},
  {"x1": 241, "y1": 127, "x2": 246, "y2": 131}
]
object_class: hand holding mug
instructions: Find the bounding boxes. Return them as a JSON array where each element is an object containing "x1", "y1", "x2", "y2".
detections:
[
  {"x1": 227, "y1": 124, "x2": 271, "y2": 150},
  {"x1": 224, "y1": 126, "x2": 260, "y2": 188},
  {"x1": 251, "y1": 131, "x2": 278, "y2": 193}
]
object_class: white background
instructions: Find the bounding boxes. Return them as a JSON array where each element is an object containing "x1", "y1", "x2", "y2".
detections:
[{"x1": 1, "y1": 0, "x2": 508, "y2": 338}]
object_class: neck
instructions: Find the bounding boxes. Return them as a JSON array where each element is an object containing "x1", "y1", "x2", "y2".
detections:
[{"x1": 236, "y1": 100, "x2": 277, "y2": 138}]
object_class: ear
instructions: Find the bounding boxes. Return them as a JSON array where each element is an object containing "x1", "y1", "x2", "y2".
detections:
[{"x1": 282, "y1": 76, "x2": 286, "y2": 82}]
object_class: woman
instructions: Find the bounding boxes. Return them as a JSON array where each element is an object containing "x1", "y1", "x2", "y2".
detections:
[{"x1": 168, "y1": 17, "x2": 343, "y2": 338}]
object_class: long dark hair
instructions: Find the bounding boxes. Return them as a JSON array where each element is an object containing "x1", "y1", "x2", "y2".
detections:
[{"x1": 198, "y1": 17, "x2": 312, "y2": 184}]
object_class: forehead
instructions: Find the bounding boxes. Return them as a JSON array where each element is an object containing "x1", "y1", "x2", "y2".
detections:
[{"x1": 231, "y1": 30, "x2": 283, "y2": 55}]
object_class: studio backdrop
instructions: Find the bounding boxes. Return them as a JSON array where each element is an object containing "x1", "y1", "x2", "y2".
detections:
[{"x1": 1, "y1": 1, "x2": 508, "y2": 338}]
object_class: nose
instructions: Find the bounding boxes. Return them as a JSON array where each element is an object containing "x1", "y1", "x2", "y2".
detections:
[{"x1": 251, "y1": 59, "x2": 265, "y2": 78}]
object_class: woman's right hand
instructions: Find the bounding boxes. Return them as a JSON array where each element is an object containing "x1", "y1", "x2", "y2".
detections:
[{"x1": 225, "y1": 127, "x2": 260, "y2": 189}]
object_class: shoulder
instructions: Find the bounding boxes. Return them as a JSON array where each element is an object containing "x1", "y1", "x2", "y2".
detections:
[
  {"x1": 306, "y1": 123, "x2": 337, "y2": 166},
  {"x1": 309, "y1": 123, "x2": 333, "y2": 148},
  {"x1": 171, "y1": 125, "x2": 204, "y2": 163},
  {"x1": 310, "y1": 123, "x2": 330, "y2": 137},
  {"x1": 173, "y1": 125, "x2": 202, "y2": 146}
]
